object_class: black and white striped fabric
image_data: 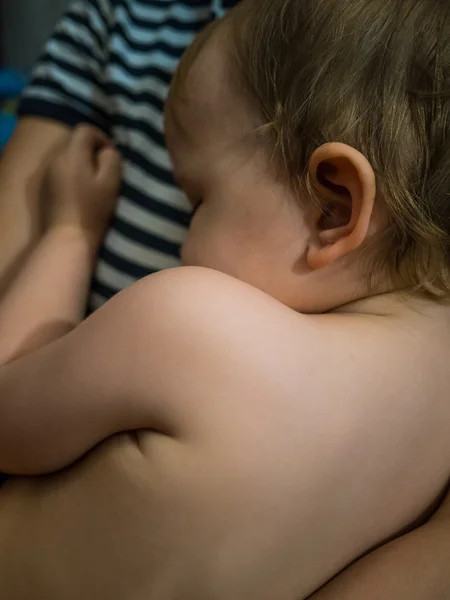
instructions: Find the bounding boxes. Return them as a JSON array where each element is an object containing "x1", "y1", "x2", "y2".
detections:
[{"x1": 18, "y1": 0, "x2": 238, "y2": 311}]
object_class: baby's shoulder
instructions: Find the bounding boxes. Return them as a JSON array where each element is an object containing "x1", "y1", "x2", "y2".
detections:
[
  {"x1": 124, "y1": 267, "x2": 406, "y2": 378},
  {"x1": 120, "y1": 268, "x2": 445, "y2": 404},
  {"x1": 125, "y1": 266, "x2": 315, "y2": 348}
]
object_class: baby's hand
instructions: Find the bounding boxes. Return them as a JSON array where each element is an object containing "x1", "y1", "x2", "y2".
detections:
[{"x1": 45, "y1": 125, "x2": 121, "y2": 246}]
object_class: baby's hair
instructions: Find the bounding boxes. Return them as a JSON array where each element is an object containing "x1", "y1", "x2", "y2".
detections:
[{"x1": 229, "y1": 0, "x2": 450, "y2": 297}]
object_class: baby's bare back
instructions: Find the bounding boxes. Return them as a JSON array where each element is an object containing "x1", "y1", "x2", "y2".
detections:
[{"x1": 1, "y1": 271, "x2": 449, "y2": 600}]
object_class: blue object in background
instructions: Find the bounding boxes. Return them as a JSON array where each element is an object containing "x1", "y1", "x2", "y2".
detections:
[
  {"x1": 0, "y1": 68, "x2": 28, "y2": 98},
  {"x1": 0, "y1": 69, "x2": 28, "y2": 150},
  {"x1": 0, "y1": 114, "x2": 17, "y2": 148}
]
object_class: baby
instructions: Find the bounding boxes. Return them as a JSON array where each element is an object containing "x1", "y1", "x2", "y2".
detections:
[{"x1": 1, "y1": 0, "x2": 450, "y2": 598}]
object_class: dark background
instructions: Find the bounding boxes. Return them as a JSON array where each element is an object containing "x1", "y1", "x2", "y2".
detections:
[{"x1": 0, "y1": 0, "x2": 69, "y2": 69}]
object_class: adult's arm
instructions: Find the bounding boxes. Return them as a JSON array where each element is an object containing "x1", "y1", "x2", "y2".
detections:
[
  {"x1": 310, "y1": 489, "x2": 450, "y2": 600},
  {"x1": 0, "y1": 125, "x2": 121, "y2": 363},
  {"x1": 0, "y1": 0, "x2": 114, "y2": 296},
  {"x1": 0, "y1": 118, "x2": 71, "y2": 295}
]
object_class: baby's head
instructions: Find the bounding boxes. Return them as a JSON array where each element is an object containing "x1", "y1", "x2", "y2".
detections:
[{"x1": 165, "y1": 0, "x2": 450, "y2": 312}]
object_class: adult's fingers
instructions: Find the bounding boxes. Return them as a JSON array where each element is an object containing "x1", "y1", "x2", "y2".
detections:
[
  {"x1": 96, "y1": 146, "x2": 122, "y2": 196},
  {"x1": 70, "y1": 125, "x2": 111, "y2": 171}
]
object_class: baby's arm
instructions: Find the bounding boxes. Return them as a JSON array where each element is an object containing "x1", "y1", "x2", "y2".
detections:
[
  {"x1": 0, "y1": 264, "x2": 273, "y2": 475},
  {"x1": 0, "y1": 125, "x2": 121, "y2": 363},
  {"x1": 0, "y1": 266, "x2": 220, "y2": 475},
  {"x1": 0, "y1": 280, "x2": 151, "y2": 474}
]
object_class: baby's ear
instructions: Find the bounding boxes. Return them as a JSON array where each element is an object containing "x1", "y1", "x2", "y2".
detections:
[{"x1": 306, "y1": 143, "x2": 377, "y2": 270}]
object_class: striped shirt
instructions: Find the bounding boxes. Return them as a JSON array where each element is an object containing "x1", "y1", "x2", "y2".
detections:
[{"x1": 18, "y1": 0, "x2": 238, "y2": 311}]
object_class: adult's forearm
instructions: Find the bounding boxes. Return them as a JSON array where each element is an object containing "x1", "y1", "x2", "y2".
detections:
[
  {"x1": 0, "y1": 118, "x2": 71, "y2": 296},
  {"x1": 0, "y1": 227, "x2": 97, "y2": 363},
  {"x1": 0, "y1": 174, "x2": 43, "y2": 296}
]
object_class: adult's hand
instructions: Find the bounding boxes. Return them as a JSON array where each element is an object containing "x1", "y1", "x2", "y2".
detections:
[
  {"x1": 310, "y1": 485, "x2": 450, "y2": 599},
  {"x1": 0, "y1": 117, "x2": 71, "y2": 296}
]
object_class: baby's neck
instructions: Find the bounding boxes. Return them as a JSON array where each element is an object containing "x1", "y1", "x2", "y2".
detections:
[{"x1": 332, "y1": 290, "x2": 449, "y2": 321}]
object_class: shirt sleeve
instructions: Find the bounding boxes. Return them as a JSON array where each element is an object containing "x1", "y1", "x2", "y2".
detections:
[{"x1": 18, "y1": 0, "x2": 114, "y2": 134}]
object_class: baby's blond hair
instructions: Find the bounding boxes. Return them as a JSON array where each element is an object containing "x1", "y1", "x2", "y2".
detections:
[{"x1": 228, "y1": 0, "x2": 450, "y2": 297}]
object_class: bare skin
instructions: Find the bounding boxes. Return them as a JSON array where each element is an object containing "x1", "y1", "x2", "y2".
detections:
[
  {"x1": 0, "y1": 118, "x2": 71, "y2": 295},
  {"x1": 1, "y1": 13, "x2": 450, "y2": 600},
  {"x1": 1, "y1": 267, "x2": 450, "y2": 599}
]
